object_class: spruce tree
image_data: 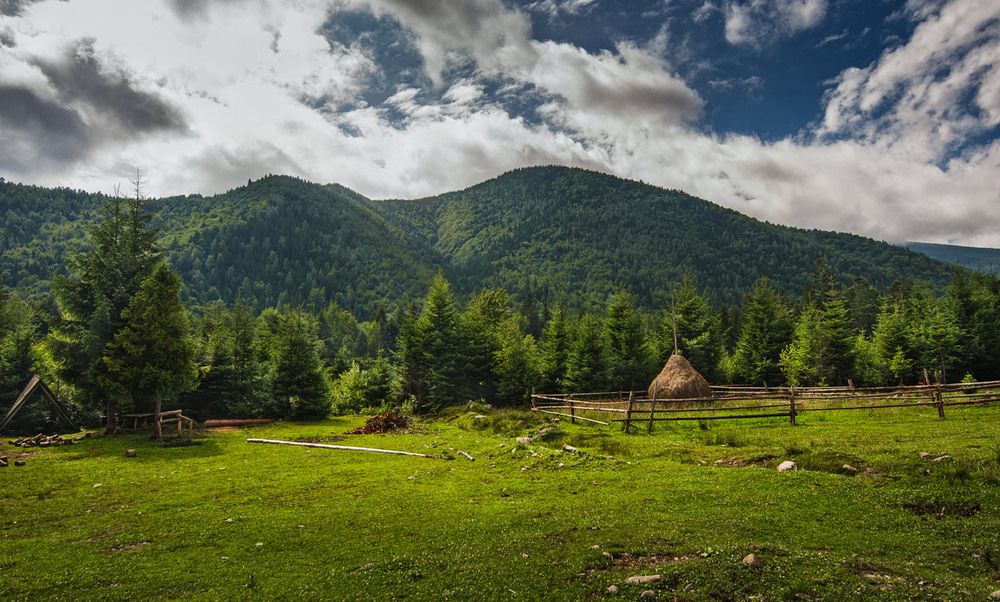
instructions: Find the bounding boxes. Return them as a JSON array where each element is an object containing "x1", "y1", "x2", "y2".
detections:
[
  {"x1": 48, "y1": 174, "x2": 163, "y2": 432},
  {"x1": 563, "y1": 314, "x2": 609, "y2": 393},
  {"x1": 604, "y1": 288, "x2": 647, "y2": 391},
  {"x1": 732, "y1": 279, "x2": 793, "y2": 386},
  {"x1": 103, "y1": 263, "x2": 196, "y2": 439},
  {"x1": 539, "y1": 305, "x2": 570, "y2": 393},
  {"x1": 269, "y1": 309, "x2": 330, "y2": 419},
  {"x1": 413, "y1": 271, "x2": 463, "y2": 411}
]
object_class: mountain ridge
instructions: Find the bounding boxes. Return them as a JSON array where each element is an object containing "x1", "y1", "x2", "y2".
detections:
[{"x1": 1, "y1": 167, "x2": 954, "y2": 314}]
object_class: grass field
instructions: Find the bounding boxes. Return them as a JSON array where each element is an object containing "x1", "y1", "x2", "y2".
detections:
[{"x1": 2, "y1": 405, "x2": 999, "y2": 601}]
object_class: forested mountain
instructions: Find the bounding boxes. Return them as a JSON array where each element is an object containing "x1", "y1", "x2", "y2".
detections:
[
  {"x1": 375, "y1": 166, "x2": 952, "y2": 308},
  {"x1": 905, "y1": 241, "x2": 1000, "y2": 273},
  {"x1": 151, "y1": 176, "x2": 441, "y2": 315},
  {"x1": 2, "y1": 167, "x2": 951, "y2": 315}
]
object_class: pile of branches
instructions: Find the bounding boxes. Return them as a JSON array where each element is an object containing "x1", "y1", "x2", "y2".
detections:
[
  {"x1": 346, "y1": 412, "x2": 409, "y2": 435},
  {"x1": 7, "y1": 434, "x2": 81, "y2": 448}
]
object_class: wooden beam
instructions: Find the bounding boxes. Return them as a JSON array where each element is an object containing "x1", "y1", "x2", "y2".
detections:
[{"x1": 247, "y1": 438, "x2": 441, "y2": 458}]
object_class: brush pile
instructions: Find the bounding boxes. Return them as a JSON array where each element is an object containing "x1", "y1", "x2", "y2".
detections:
[{"x1": 345, "y1": 412, "x2": 409, "y2": 435}]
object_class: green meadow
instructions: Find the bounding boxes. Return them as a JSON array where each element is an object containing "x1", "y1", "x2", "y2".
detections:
[{"x1": 2, "y1": 406, "x2": 999, "y2": 601}]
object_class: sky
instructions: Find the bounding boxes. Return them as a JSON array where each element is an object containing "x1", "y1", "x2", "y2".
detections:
[{"x1": 1, "y1": 0, "x2": 998, "y2": 247}]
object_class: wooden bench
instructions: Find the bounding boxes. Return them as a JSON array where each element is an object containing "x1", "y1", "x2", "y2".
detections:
[{"x1": 122, "y1": 410, "x2": 194, "y2": 440}]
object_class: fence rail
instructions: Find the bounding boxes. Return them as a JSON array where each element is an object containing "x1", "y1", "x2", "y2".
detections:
[{"x1": 531, "y1": 381, "x2": 1000, "y2": 433}]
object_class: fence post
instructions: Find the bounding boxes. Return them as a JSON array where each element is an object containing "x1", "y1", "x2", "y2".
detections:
[
  {"x1": 531, "y1": 388, "x2": 536, "y2": 410},
  {"x1": 936, "y1": 385, "x2": 945, "y2": 419},
  {"x1": 624, "y1": 391, "x2": 635, "y2": 434},
  {"x1": 570, "y1": 396, "x2": 576, "y2": 424},
  {"x1": 647, "y1": 383, "x2": 658, "y2": 434},
  {"x1": 789, "y1": 385, "x2": 797, "y2": 426}
]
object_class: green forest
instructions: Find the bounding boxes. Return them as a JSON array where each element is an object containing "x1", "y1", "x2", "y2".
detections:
[{"x1": 1, "y1": 167, "x2": 996, "y2": 432}]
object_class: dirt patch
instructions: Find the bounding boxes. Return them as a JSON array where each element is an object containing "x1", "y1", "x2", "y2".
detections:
[
  {"x1": 111, "y1": 541, "x2": 151, "y2": 553},
  {"x1": 902, "y1": 501, "x2": 981, "y2": 518},
  {"x1": 712, "y1": 455, "x2": 779, "y2": 467},
  {"x1": 346, "y1": 412, "x2": 409, "y2": 435}
]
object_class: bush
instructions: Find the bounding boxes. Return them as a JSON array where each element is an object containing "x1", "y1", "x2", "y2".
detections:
[{"x1": 331, "y1": 358, "x2": 396, "y2": 415}]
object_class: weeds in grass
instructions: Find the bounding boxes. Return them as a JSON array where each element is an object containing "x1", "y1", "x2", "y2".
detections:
[
  {"x1": 566, "y1": 433, "x2": 631, "y2": 457},
  {"x1": 700, "y1": 431, "x2": 747, "y2": 448}
]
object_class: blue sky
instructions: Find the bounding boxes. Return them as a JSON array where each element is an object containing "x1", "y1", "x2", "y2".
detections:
[{"x1": 1, "y1": 0, "x2": 998, "y2": 246}]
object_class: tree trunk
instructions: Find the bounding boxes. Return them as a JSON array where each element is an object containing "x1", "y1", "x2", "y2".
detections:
[{"x1": 154, "y1": 393, "x2": 162, "y2": 441}]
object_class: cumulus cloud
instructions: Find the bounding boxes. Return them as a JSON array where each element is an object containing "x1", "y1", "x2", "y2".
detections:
[
  {"x1": 818, "y1": 0, "x2": 1000, "y2": 163},
  {"x1": 0, "y1": 0, "x2": 998, "y2": 248},
  {"x1": 526, "y1": 0, "x2": 597, "y2": 19},
  {"x1": 724, "y1": 0, "x2": 827, "y2": 49}
]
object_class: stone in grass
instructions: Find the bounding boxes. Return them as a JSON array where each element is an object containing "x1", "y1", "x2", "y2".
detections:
[
  {"x1": 625, "y1": 575, "x2": 662, "y2": 585},
  {"x1": 515, "y1": 437, "x2": 532, "y2": 445},
  {"x1": 607, "y1": 584, "x2": 618, "y2": 594},
  {"x1": 742, "y1": 553, "x2": 763, "y2": 568},
  {"x1": 125, "y1": 449, "x2": 138, "y2": 458},
  {"x1": 640, "y1": 591, "x2": 657, "y2": 598},
  {"x1": 989, "y1": 590, "x2": 1000, "y2": 599},
  {"x1": 14, "y1": 460, "x2": 26, "y2": 467},
  {"x1": 777, "y1": 461, "x2": 797, "y2": 472},
  {"x1": 842, "y1": 464, "x2": 858, "y2": 473}
]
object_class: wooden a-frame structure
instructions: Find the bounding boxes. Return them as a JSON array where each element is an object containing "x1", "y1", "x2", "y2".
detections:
[{"x1": 0, "y1": 374, "x2": 79, "y2": 434}]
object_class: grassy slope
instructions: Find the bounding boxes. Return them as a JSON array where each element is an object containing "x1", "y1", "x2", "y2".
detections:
[{"x1": 2, "y1": 407, "x2": 999, "y2": 601}]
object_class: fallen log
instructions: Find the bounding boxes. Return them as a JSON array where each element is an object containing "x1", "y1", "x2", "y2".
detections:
[
  {"x1": 246, "y1": 438, "x2": 440, "y2": 458},
  {"x1": 205, "y1": 419, "x2": 272, "y2": 428},
  {"x1": 457, "y1": 450, "x2": 474, "y2": 461}
]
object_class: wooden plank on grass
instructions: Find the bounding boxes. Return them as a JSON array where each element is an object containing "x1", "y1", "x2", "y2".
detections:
[{"x1": 247, "y1": 438, "x2": 441, "y2": 458}]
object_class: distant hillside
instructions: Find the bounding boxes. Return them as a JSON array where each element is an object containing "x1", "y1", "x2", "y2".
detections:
[
  {"x1": 0, "y1": 167, "x2": 954, "y2": 314},
  {"x1": 905, "y1": 241, "x2": 1000, "y2": 273},
  {"x1": 375, "y1": 167, "x2": 952, "y2": 308}
]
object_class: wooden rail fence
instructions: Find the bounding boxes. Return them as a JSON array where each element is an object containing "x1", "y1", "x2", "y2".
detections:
[{"x1": 530, "y1": 380, "x2": 1000, "y2": 433}]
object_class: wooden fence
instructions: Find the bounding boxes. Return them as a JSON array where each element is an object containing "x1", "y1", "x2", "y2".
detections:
[{"x1": 530, "y1": 380, "x2": 1000, "y2": 433}]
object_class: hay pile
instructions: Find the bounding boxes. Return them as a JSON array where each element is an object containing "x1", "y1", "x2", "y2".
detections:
[{"x1": 648, "y1": 354, "x2": 711, "y2": 400}]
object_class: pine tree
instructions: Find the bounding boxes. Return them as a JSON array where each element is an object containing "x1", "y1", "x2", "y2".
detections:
[
  {"x1": 539, "y1": 305, "x2": 570, "y2": 393},
  {"x1": 103, "y1": 263, "x2": 196, "y2": 439},
  {"x1": 397, "y1": 271, "x2": 464, "y2": 413},
  {"x1": 563, "y1": 314, "x2": 609, "y2": 393},
  {"x1": 604, "y1": 288, "x2": 647, "y2": 391},
  {"x1": 268, "y1": 309, "x2": 330, "y2": 419},
  {"x1": 731, "y1": 279, "x2": 793, "y2": 386},
  {"x1": 48, "y1": 173, "x2": 163, "y2": 432}
]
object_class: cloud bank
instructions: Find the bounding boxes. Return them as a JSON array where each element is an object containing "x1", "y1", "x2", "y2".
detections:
[{"x1": 0, "y1": 0, "x2": 998, "y2": 247}]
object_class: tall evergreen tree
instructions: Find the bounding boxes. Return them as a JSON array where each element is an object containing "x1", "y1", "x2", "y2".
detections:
[
  {"x1": 268, "y1": 309, "x2": 330, "y2": 419},
  {"x1": 539, "y1": 305, "x2": 570, "y2": 393},
  {"x1": 731, "y1": 279, "x2": 793, "y2": 386},
  {"x1": 398, "y1": 271, "x2": 464, "y2": 413},
  {"x1": 604, "y1": 288, "x2": 648, "y2": 391},
  {"x1": 103, "y1": 263, "x2": 197, "y2": 439},
  {"x1": 48, "y1": 174, "x2": 163, "y2": 432},
  {"x1": 563, "y1": 314, "x2": 609, "y2": 393}
]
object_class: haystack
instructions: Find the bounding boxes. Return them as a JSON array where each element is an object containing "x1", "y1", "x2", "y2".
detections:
[{"x1": 648, "y1": 354, "x2": 711, "y2": 400}]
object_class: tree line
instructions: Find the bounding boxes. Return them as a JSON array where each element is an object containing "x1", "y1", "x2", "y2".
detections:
[{"x1": 2, "y1": 185, "x2": 998, "y2": 432}]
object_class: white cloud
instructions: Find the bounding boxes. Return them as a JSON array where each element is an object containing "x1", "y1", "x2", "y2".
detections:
[
  {"x1": 526, "y1": 0, "x2": 597, "y2": 18},
  {"x1": 818, "y1": 0, "x2": 1000, "y2": 164},
  {"x1": 0, "y1": 0, "x2": 999, "y2": 249},
  {"x1": 724, "y1": 0, "x2": 827, "y2": 49}
]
